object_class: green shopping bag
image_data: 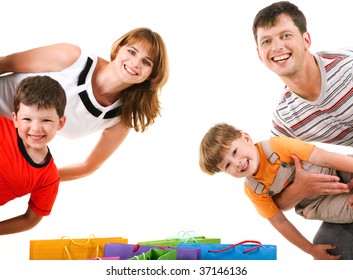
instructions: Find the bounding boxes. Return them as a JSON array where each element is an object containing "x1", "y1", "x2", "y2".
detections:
[
  {"x1": 138, "y1": 231, "x2": 221, "y2": 247},
  {"x1": 129, "y1": 248, "x2": 177, "y2": 260}
]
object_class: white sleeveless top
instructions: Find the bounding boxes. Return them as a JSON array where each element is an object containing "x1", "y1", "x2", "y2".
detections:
[{"x1": 0, "y1": 53, "x2": 121, "y2": 139}]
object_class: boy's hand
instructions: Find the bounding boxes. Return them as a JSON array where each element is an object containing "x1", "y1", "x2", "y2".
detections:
[{"x1": 311, "y1": 244, "x2": 341, "y2": 260}]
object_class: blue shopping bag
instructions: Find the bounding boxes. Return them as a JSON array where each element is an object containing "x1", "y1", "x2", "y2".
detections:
[{"x1": 177, "y1": 240, "x2": 276, "y2": 260}]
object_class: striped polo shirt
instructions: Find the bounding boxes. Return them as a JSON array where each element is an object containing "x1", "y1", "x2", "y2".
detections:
[{"x1": 272, "y1": 49, "x2": 353, "y2": 146}]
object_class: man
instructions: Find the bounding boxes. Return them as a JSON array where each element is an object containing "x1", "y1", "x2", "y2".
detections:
[{"x1": 252, "y1": 1, "x2": 353, "y2": 259}]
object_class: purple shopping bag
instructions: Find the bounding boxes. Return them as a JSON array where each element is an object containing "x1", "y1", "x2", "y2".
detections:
[{"x1": 104, "y1": 243, "x2": 200, "y2": 260}]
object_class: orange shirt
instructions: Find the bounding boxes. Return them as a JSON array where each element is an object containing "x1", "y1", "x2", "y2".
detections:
[{"x1": 244, "y1": 136, "x2": 314, "y2": 219}]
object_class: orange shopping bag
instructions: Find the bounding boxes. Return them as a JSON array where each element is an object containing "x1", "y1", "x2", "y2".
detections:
[{"x1": 29, "y1": 235, "x2": 128, "y2": 260}]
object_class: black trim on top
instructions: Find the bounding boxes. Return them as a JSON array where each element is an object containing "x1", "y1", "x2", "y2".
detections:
[
  {"x1": 78, "y1": 91, "x2": 102, "y2": 117},
  {"x1": 77, "y1": 57, "x2": 121, "y2": 119},
  {"x1": 103, "y1": 106, "x2": 122, "y2": 119},
  {"x1": 78, "y1": 57, "x2": 93, "y2": 86}
]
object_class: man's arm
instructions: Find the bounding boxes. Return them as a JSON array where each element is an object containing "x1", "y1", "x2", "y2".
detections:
[{"x1": 273, "y1": 155, "x2": 349, "y2": 210}]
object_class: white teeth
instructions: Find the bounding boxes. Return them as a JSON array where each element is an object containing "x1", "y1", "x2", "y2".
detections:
[
  {"x1": 125, "y1": 65, "x2": 137, "y2": 75},
  {"x1": 273, "y1": 54, "x2": 289, "y2": 62},
  {"x1": 241, "y1": 161, "x2": 248, "y2": 172},
  {"x1": 30, "y1": 135, "x2": 43, "y2": 141}
]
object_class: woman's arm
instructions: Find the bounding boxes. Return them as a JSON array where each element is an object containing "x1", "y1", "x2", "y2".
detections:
[
  {"x1": 58, "y1": 122, "x2": 130, "y2": 181},
  {"x1": 268, "y1": 209, "x2": 340, "y2": 260},
  {"x1": 0, "y1": 207, "x2": 42, "y2": 235},
  {"x1": 273, "y1": 155, "x2": 349, "y2": 210},
  {"x1": 0, "y1": 43, "x2": 81, "y2": 74}
]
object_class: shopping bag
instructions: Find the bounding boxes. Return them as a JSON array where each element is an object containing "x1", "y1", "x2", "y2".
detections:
[
  {"x1": 29, "y1": 235, "x2": 128, "y2": 260},
  {"x1": 129, "y1": 248, "x2": 177, "y2": 260},
  {"x1": 138, "y1": 231, "x2": 220, "y2": 247},
  {"x1": 104, "y1": 243, "x2": 200, "y2": 260},
  {"x1": 177, "y1": 240, "x2": 277, "y2": 260}
]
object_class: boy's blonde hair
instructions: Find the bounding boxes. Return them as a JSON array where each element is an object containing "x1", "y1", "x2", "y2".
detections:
[{"x1": 199, "y1": 123, "x2": 242, "y2": 175}]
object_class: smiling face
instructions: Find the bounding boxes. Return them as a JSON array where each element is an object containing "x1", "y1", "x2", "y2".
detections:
[
  {"x1": 12, "y1": 103, "x2": 66, "y2": 156},
  {"x1": 256, "y1": 14, "x2": 311, "y2": 78},
  {"x1": 217, "y1": 132, "x2": 260, "y2": 178},
  {"x1": 113, "y1": 43, "x2": 154, "y2": 85}
]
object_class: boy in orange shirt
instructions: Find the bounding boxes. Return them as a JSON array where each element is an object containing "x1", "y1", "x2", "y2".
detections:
[{"x1": 199, "y1": 122, "x2": 353, "y2": 260}]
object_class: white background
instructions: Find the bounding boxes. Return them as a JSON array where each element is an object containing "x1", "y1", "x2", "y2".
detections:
[{"x1": 1, "y1": 0, "x2": 352, "y2": 277}]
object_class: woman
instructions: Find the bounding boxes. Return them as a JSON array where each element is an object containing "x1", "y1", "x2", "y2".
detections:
[{"x1": 0, "y1": 27, "x2": 169, "y2": 181}]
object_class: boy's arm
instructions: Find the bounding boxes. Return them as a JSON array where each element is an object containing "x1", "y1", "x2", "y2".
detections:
[
  {"x1": 0, "y1": 207, "x2": 42, "y2": 235},
  {"x1": 268, "y1": 209, "x2": 340, "y2": 260},
  {"x1": 273, "y1": 155, "x2": 349, "y2": 211},
  {"x1": 309, "y1": 146, "x2": 353, "y2": 173}
]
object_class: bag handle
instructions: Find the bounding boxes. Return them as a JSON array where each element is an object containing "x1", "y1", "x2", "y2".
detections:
[
  {"x1": 177, "y1": 230, "x2": 198, "y2": 243},
  {"x1": 62, "y1": 235, "x2": 99, "y2": 260},
  {"x1": 133, "y1": 244, "x2": 167, "y2": 252},
  {"x1": 208, "y1": 240, "x2": 262, "y2": 254},
  {"x1": 131, "y1": 252, "x2": 147, "y2": 260},
  {"x1": 61, "y1": 234, "x2": 96, "y2": 245}
]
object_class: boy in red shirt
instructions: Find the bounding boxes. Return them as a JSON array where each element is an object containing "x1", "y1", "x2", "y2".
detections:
[{"x1": 0, "y1": 75, "x2": 66, "y2": 235}]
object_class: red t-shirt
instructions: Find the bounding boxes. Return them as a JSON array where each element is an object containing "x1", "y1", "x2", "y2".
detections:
[{"x1": 0, "y1": 116, "x2": 60, "y2": 216}]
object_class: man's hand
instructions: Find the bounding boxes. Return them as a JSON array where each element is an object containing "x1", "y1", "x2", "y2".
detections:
[
  {"x1": 292, "y1": 155, "x2": 350, "y2": 196},
  {"x1": 273, "y1": 155, "x2": 350, "y2": 211}
]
